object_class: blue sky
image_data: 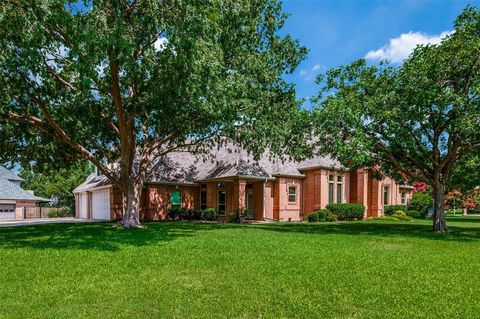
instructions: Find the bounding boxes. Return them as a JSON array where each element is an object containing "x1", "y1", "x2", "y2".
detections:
[{"x1": 281, "y1": 0, "x2": 479, "y2": 107}]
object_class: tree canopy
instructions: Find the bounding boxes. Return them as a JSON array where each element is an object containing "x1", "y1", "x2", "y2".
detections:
[
  {"x1": 0, "y1": 0, "x2": 307, "y2": 226},
  {"x1": 312, "y1": 6, "x2": 480, "y2": 232},
  {"x1": 19, "y1": 161, "x2": 93, "y2": 211}
]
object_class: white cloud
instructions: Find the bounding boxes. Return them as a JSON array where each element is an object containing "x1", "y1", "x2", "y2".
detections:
[
  {"x1": 299, "y1": 63, "x2": 324, "y2": 81},
  {"x1": 365, "y1": 30, "x2": 453, "y2": 63}
]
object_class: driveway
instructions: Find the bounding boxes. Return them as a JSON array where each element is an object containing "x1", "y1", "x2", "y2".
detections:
[{"x1": 0, "y1": 218, "x2": 98, "y2": 227}]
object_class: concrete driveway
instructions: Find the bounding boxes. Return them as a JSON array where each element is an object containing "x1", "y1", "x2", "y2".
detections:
[{"x1": 0, "y1": 218, "x2": 97, "y2": 227}]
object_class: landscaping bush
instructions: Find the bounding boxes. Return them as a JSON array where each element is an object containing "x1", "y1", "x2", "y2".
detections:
[
  {"x1": 468, "y1": 208, "x2": 480, "y2": 215},
  {"x1": 226, "y1": 209, "x2": 247, "y2": 223},
  {"x1": 169, "y1": 207, "x2": 219, "y2": 221},
  {"x1": 384, "y1": 205, "x2": 407, "y2": 216},
  {"x1": 326, "y1": 203, "x2": 364, "y2": 221},
  {"x1": 316, "y1": 209, "x2": 331, "y2": 221},
  {"x1": 409, "y1": 192, "x2": 433, "y2": 213},
  {"x1": 407, "y1": 210, "x2": 426, "y2": 219},
  {"x1": 391, "y1": 211, "x2": 413, "y2": 221},
  {"x1": 325, "y1": 212, "x2": 337, "y2": 222},
  {"x1": 307, "y1": 212, "x2": 319, "y2": 222},
  {"x1": 202, "y1": 208, "x2": 218, "y2": 221},
  {"x1": 48, "y1": 207, "x2": 72, "y2": 218}
]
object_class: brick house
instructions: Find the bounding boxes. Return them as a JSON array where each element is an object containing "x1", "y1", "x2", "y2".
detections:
[
  {"x1": 74, "y1": 145, "x2": 413, "y2": 221},
  {"x1": 0, "y1": 166, "x2": 49, "y2": 220}
]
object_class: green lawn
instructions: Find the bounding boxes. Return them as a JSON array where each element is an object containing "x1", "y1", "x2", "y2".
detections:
[{"x1": 1, "y1": 218, "x2": 480, "y2": 318}]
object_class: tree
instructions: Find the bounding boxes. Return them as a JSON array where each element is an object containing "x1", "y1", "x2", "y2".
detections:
[
  {"x1": 19, "y1": 161, "x2": 93, "y2": 211},
  {"x1": 0, "y1": 0, "x2": 307, "y2": 227},
  {"x1": 448, "y1": 153, "x2": 480, "y2": 192},
  {"x1": 312, "y1": 6, "x2": 480, "y2": 232}
]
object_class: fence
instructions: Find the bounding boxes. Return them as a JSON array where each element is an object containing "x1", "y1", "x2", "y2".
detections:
[{"x1": 18, "y1": 207, "x2": 67, "y2": 219}]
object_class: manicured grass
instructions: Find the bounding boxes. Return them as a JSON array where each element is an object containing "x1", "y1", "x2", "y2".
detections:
[{"x1": 1, "y1": 218, "x2": 480, "y2": 318}]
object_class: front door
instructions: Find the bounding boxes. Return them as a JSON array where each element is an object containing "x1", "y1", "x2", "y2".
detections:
[{"x1": 246, "y1": 191, "x2": 253, "y2": 219}]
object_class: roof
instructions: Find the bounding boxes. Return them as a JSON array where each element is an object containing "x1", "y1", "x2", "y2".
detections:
[
  {"x1": 147, "y1": 145, "x2": 305, "y2": 184},
  {"x1": 0, "y1": 166, "x2": 25, "y2": 182},
  {"x1": 75, "y1": 144, "x2": 344, "y2": 192},
  {"x1": 0, "y1": 178, "x2": 49, "y2": 202},
  {"x1": 297, "y1": 155, "x2": 344, "y2": 171},
  {"x1": 73, "y1": 173, "x2": 111, "y2": 193}
]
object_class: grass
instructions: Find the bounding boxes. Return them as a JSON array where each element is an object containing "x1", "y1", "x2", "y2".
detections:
[{"x1": 1, "y1": 217, "x2": 480, "y2": 318}]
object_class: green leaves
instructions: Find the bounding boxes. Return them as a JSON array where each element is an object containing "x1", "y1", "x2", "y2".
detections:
[
  {"x1": 312, "y1": 6, "x2": 480, "y2": 187},
  {"x1": 0, "y1": 0, "x2": 306, "y2": 173}
]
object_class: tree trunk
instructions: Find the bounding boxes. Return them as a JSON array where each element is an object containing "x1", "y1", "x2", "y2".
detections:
[
  {"x1": 120, "y1": 178, "x2": 144, "y2": 228},
  {"x1": 432, "y1": 179, "x2": 448, "y2": 232}
]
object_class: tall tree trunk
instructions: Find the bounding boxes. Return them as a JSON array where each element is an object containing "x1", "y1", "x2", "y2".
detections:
[
  {"x1": 121, "y1": 177, "x2": 144, "y2": 228},
  {"x1": 432, "y1": 178, "x2": 448, "y2": 232}
]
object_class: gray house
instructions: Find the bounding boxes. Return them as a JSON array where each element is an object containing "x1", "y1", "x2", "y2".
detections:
[{"x1": 0, "y1": 166, "x2": 48, "y2": 220}]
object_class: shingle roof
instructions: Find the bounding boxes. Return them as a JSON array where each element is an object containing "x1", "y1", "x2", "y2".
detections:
[
  {"x1": 0, "y1": 178, "x2": 49, "y2": 202},
  {"x1": 147, "y1": 145, "x2": 305, "y2": 184},
  {"x1": 0, "y1": 166, "x2": 25, "y2": 182},
  {"x1": 297, "y1": 155, "x2": 344, "y2": 171},
  {"x1": 73, "y1": 173, "x2": 111, "y2": 193},
  {"x1": 74, "y1": 144, "x2": 345, "y2": 192}
]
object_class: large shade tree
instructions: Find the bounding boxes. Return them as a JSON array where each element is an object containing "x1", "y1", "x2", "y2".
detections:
[
  {"x1": 0, "y1": 0, "x2": 307, "y2": 227},
  {"x1": 312, "y1": 6, "x2": 480, "y2": 232}
]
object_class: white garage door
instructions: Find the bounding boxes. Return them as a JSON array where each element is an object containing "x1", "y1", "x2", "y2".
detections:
[
  {"x1": 0, "y1": 204, "x2": 16, "y2": 220},
  {"x1": 92, "y1": 190, "x2": 111, "y2": 220},
  {"x1": 78, "y1": 193, "x2": 88, "y2": 219}
]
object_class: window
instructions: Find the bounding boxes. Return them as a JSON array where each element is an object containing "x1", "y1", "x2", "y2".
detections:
[
  {"x1": 337, "y1": 175, "x2": 343, "y2": 203},
  {"x1": 217, "y1": 183, "x2": 226, "y2": 214},
  {"x1": 383, "y1": 186, "x2": 390, "y2": 206},
  {"x1": 401, "y1": 191, "x2": 406, "y2": 205},
  {"x1": 200, "y1": 184, "x2": 207, "y2": 210},
  {"x1": 288, "y1": 186, "x2": 297, "y2": 203},
  {"x1": 328, "y1": 175, "x2": 335, "y2": 204},
  {"x1": 0, "y1": 204, "x2": 15, "y2": 213}
]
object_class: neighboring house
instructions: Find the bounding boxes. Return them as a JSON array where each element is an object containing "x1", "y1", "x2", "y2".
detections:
[
  {"x1": 74, "y1": 145, "x2": 414, "y2": 221},
  {"x1": 0, "y1": 166, "x2": 49, "y2": 220}
]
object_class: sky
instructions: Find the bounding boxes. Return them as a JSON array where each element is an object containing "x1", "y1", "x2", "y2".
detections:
[{"x1": 280, "y1": 0, "x2": 479, "y2": 108}]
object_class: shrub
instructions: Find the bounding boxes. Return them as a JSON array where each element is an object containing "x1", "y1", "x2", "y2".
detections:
[
  {"x1": 326, "y1": 203, "x2": 364, "y2": 221},
  {"x1": 391, "y1": 211, "x2": 413, "y2": 221},
  {"x1": 407, "y1": 210, "x2": 426, "y2": 219},
  {"x1": 409, "y1": 192, "x2": 433, "y2": 213},
  {"x1": 168, "y1": 207, "x2": 183, "y2": 220},
  {"x1": 384, "y1": 205, "x2": 407, "y2": 216},
  {"x1": 316, "y1": 209, "x2": 331, "y2": 221},
  {"x1": 307, "y1": 212, "x2": 319, "y2": 222},
  {"x1": 226, "y1": 209, "x2": 247, "y2": 223},
  {"x1": 48, "y1": 207, "x2": 72, "y2": 218},
  {"x1": 468, "y1": 208, "x2": 480, "y2": 215},
  {"x1": 202, "y1": 208, "x2": 218, "y2": 221},
  {"x1": 325, "y1": 212, "x2": 337, "y2": 222}
]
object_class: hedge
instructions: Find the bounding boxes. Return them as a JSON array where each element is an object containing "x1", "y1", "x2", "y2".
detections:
[
  {"x1": 384, "y1": 205, "x2": 407, "y2": 216},
  {"x1": 168, "y1": 207, "x2": 218, "y2": 221},
  {"x1": 307, "y1": 212, "x2": 319, "y2": 222},
  {"x1": 325, "y1": 203, "x2": 364, "y2": 221},
  {"x1": 406, "y1": 210, "x2": 426, "y2": 219}
]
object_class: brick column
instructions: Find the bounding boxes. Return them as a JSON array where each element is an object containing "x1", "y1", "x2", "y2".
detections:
[{"x1": 232, "y1": 179, "x2": 246, "y2": 211}]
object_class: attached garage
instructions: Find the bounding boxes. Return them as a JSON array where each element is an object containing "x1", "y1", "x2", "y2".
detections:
[
  {"x1": 91, "y1": 189, "x2": 111, "y2": 220},
  {"x1": 77, "y1": 193, "x2": 88, "y2": 219},
  {"x1": 0, "y1": 204, "x2": 15, "y2": 220}
]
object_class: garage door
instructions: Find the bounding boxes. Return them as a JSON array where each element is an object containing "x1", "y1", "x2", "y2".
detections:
[
  {"x1": 92, "y1": 190, "x2": 111, "y2": 220},
  {"x1": 78, "y1": 193, "x2": 88, "y2": 219},
  {"x1": 0, "y1": 204, "x2": 16, "y2": 220}
]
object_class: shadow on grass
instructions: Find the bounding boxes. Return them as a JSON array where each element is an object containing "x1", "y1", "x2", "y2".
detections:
[
  {"x1": 250, "y1": 220, "x2": 480, "y2": 243},
  {"x1": 0, "y1": 219, "x2": 479, "y2": 252},
  {"x1": 0, "y1": 222, "x2": 241, "y2": 252}
]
